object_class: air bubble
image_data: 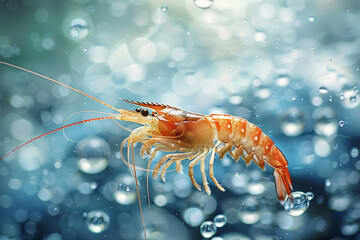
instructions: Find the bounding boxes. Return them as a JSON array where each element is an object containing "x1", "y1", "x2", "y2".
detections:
[
  {"x1": 308, "y1": 16, "x2": 315, "y2": 22},
  {"x1": 70, "y1": 18, "x2": 90, "y2": 40},
  {"x1": 280, "y1": 108, "x2": 305, "y2": 137},
  {"x1": 338, "y1": 120, "x2": 345, "y2": 128},
  {"x1": 76, "y1": 137, "x2": 111, "y2": 174},
  {"x1": 349, "y1": 96, "x2": 357, "y2": 103},
  {"x1": 350, "y1": 147, "x2": 359, "y2": 158},
  {"x1": 284, "y1": 191, "x2": 311, "y2": 216},
  {"x1": 353, "y1": 86, "x2": 359, "y2": 94},
  {"x1": 113, "y1": 174, "x2": 137, "y2": 205},
  {"x1": 200, "y1": 221, "x2": 217, "y2": 238},
  {"x1": 85, "y1": 210, "x2": 110, "y2": 233},
  {"x1": 161, "y1": 5, "x2": 168, "y2": 12},
  {"x1": 313, "y1": 107, "x2": 337, "y2": 137},
  {"x1": 213, "y1": 214, "x2": 227, "y2": 228},
  {"x1": 194, "y1": 0, "x2": 213, "y2": 9},
  {"x1": 319, "y1": 86, "x2": 328, "y2": 94},
  {"x1": 306, "y1": 192, "x2": 314, "y2": 201},
  {"x1": 275, "y1": 74, "x2": 290, "y2": 87},
  {"x1": 341, "y1": 83, "x2": 360, "y2": 108},
  {"x1": 239, "y1": 197, "x2": 260, "y2": 224}
]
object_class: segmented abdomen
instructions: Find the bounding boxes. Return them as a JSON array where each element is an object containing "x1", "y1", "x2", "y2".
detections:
[{"x1": 208, "y1": 114, "x2": 287, "y2": 169}]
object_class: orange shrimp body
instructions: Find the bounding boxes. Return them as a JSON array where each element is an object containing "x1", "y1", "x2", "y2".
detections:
[{"x1": 119, "y1": 101, "x2": 293, "y2": 203}]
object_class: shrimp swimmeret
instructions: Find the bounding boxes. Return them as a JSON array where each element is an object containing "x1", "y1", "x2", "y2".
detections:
[{"x1": 0, "y1": 61, "x2": 294, "y2": 239}]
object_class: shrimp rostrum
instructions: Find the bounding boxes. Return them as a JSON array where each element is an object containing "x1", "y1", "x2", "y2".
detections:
[{"x1": 117, "y1": 100, "x2": 293, "y2": 203}]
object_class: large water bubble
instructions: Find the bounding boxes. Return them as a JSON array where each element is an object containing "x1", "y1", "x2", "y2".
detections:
[
  {"x1": 76, "y1": 137, "x2": 111, "y2": 174},
  {"x1": 284, "y1": 191, "x2": 313, "y2": 216},
  {"x1": 213, "y1": 214, "x2": 227, "y2": 228},
  {"x1": 194, "y1": 0, "x2": 214, "y2": 9},
  {"x1": 200, "y1": 221, "x2": 217, "y2": 238},
  {"x1": 69, "y1": 18, "x2": 90, "y2": 40},
  {"x1": 113, "y1": 174, "x2": 137, "y2": 205},
  {"x1": 84, "y1": 210, "x2": 110, "y2": 233},
  {"x1": 281, "y1": 108, "x2": 305, "y2": 137}
]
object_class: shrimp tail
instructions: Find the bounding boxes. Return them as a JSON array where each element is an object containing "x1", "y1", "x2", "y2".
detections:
[
  {"x1": 264, "y1": 144, "x2": 293, "y2": 203},
  {"x1": 273, "y1": 166, "x2": 293, "y2": 204}
]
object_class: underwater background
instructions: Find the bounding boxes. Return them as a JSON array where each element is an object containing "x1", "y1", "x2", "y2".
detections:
[{"x1": 0, "y1": 0, "x2": 360, "y2": 239}]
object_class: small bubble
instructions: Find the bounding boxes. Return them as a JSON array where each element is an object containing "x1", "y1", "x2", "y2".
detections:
[
  {"x1": 313, "y1": 107, "x2": 337, "y2": 137},
  {"x1": 306, "y1": 192, "x2": 314, "y2": 201},
  {"x1": 90, "y1": 182, "x2": 98, "y2": 189},
  {"x1": 47, "y1": 204, "x2": 60, "y2": 216},
  {"x1": 275, "y1": 74, "x2": 290, "y2": 87},
  {"x1": 76, "y1": 137, "x2": 110, "y2": 174},
  {"x1": 319, "y1": 86, "x2": 328, "y2": 94},
  {"x1": 325, "y1": 179, "x2": 332, "y2": 189},
  {"x1": 353, "y1": 86, "x2": 359, "y2": 94},
  {"x1": 308, "y1": 16, "x2": 315, "y2": 22},
  {"x1": 194, "y1": 0, "x2": 214, "y2": 9},
  {"x1": 280, "y1": 108, "x2": 305, "y2": 137},
  {"x1": 70, "y1": 18, "x2": 89, "y2": 40},
  {"x1": 200, "y1": 221, "x2": 217, "y2": 238},
  {"x1": 338, "y1": 120, "x2": 345, "y2": 128},
  {"x1": 239, "y1": 197, "x2": 260, "y2": 224},
  {"x1": 83, "y1": 48, "x2": 88, "y2": 52},
  {"x1": 284, "y1": 191, "x2": 310, "y2": 216},
  {"x1": 213, "y1": 214, "x2": 227, "y2": 228},
  {"x1": 349, "y1": 96, "x2": 357, "y2": 103},
  {"x1": 113, "y1": 174, "x2": 137, "y2": 205},
  {"x1": 85, "y1": 210, "x2": 110, "y2": 233},
  {"x1": 161, "y1": 5, "x2": 168, "y2": 12},
  {"x1": 350, "y1": 147, "x2": 359, "y2": 158}
]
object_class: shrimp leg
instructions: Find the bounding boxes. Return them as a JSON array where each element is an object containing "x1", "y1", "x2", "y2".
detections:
[
  {"x1": 160, "y1": 149, "x2": 197, "y2": 181},
  {"x1": 200, "y1": 149, "x2": 211, "y2": 194},
  {"x1": 209, "y1": 142, "x2": 225, "y2": 192},
  {"x1": 153, "y1": 152, "x2": 185, "y2": 178},
  {"x1": 217, "y1": 142, "x2": 233, "y2": 159},
  {"x1": 189, "y1": 148, "x2": 208, "y2": 192}
]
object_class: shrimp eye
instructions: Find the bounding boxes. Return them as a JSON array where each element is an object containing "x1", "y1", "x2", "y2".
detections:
[
  {"x1": 135, "y1": 108, "x2": 141, "y2": 112},
  {"x1": 140, "y1": 109, "x2": 149, "y2": 117}
]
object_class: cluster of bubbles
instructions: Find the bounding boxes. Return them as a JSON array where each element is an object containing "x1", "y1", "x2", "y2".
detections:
[{"x1": 200, "y1": 214, "x2": 228, "y2": 238}]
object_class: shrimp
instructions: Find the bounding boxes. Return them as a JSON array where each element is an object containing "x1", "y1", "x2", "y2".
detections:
[
  {"x1": 119, "y1": 100, "x2": 294, "y2": 203},
  {"x1": 0, "y1": 61, "x2": 294, "y2": 239}
]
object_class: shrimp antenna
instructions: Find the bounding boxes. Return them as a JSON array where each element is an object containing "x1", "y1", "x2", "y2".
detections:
[
  {"x1": 0, "y1": 116, "x2": 118, "y2": 161},
  {"x1": 0, "y1": 61, "x2": 121, "y2": 113}
]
